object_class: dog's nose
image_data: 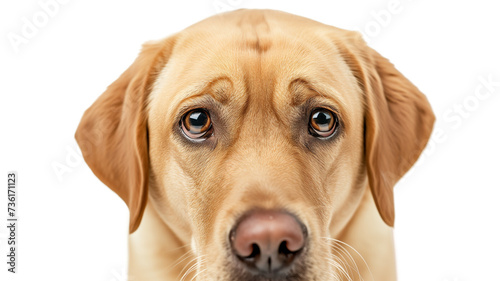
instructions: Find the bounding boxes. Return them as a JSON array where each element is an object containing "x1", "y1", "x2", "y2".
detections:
[{"x1": 230, "y1": 210, "x2": 306, "y2": 275}]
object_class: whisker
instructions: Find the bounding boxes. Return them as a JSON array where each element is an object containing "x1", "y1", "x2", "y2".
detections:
[
  {"x1": 322, "y1": 237, "x2": 375, "y2": 281},
  {"x1": 180, "y1": 261, "x2": 197, "y2": 281},
  {"x1": 180, "y1": 254, "x2": 207, "y2": 281},
  {"x1": 330, "y1": 241, "x2": 360, "y2": 279},
  {"x1": 323, "y1": 239, "x2": 355, "y2": 280},
  {"x1": 178, "y1": 256, "x2": 198, "y2": 281},
  {"x1": 189, "y1": 257, "x2": 208, "y2": 281},
  {"x1": 167, "y1": 249, "x2": 195, "y2": 272},
  {"x1": 325, "y1": 257, "x2": 347, "y2": 281}
]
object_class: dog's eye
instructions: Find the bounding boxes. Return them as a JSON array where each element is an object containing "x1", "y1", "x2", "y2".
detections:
[
  {"x1": 309, "y1": 108, "x2": 337, "y2": 138},
  {"x1": 180, "y1": 109, "x2": 213, "y2": 140}
]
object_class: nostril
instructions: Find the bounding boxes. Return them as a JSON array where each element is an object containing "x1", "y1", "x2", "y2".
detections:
[
  {"x1": 244, "y1": 243, "x2": 260, "y2": 260},
  {"x1": 278, "y1": 241, "x2": 294, "y2": 256}
]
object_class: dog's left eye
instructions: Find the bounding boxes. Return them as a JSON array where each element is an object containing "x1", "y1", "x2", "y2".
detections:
[
  {"x1": 309, "y1": 108, "x2": 338, "y2": 138},
  {"x1": 180, "y1": 109, "x2": 213, "y2": 141}
]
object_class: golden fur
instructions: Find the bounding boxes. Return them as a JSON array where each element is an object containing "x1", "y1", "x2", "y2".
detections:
[{"x1": 76, "y1": 9, "x2": 434, "y2": 281}]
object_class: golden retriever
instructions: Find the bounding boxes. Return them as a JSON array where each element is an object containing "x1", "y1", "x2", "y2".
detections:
[{"x1": 75, "y1": 9, "x2": 434, "y2": 281}]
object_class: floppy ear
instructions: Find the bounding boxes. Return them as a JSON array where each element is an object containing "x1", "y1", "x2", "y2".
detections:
[
  {"x1": 75, "y1": 38, "x2": 176, "y2": 233},
  {"x1": 337, "y1": 32, "x2": 435, "y2": 226}
]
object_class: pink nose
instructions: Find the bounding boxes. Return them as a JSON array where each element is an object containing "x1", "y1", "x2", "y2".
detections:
[{"x1": 230, "y1": 210, "x2": 306, "y2": 274}]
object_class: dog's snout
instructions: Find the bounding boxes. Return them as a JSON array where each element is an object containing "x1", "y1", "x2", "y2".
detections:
[{"x1": 230, "y1": 210, "x2": 306, "y2": 275}]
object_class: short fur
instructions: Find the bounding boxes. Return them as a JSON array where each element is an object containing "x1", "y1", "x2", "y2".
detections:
[{"x1": 76, "y1": 9, "x2": 434, "y2": 281}]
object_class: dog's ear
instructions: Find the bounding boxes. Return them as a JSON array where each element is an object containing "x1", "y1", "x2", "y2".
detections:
[
  {"x1": 336, "y1": 32, "x2": 435, "y2": 226},
  {"x1": 75, "y1": 38, "x2": 175, "y2": 233}
]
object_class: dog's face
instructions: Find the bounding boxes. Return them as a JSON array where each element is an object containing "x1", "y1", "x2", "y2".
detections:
[
  {"x1": 147, "y1": 12, "x2": 366, "y2": 279},
  {"x1": 76, "y1": 10, "x2": 434, "y2": 280}
]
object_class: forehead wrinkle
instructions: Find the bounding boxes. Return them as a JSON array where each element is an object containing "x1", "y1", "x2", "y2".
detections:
[
  {"x1": 285, "y1": 78, "x2": 351, "y2": 130},
  {"x1": 165, "y1": 77, "x2": 233, "y2": 126},
  {"x1": 289, "y1": 79, "x2": 347, "y2": 110},
  {"x1": 178, "y1": 76, "x2": 233, "y2": 104},
  {"x1": 241, "y1": 51, "x2": 278, "y2": 113}
]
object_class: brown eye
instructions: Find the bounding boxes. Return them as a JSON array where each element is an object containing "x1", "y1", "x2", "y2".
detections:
[
  {"x1": 180, "y1": 109, "x2": 213, "y2": 140},
  {"x1": 309, "y1": 108, "x2": 337, "y2": 138}
]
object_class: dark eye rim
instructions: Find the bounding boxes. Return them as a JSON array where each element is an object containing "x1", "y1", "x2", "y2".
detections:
[
  {"x1": 308, "y1": 108, "x2": 339, "y2": 139},
  {"x1": 179, "y1": 108, "x2": 213, "y2": 141}
]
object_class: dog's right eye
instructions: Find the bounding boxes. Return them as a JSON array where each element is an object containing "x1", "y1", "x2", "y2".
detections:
[{"x1": 180, "y1": 109, "x2": 213, "y2": 141}]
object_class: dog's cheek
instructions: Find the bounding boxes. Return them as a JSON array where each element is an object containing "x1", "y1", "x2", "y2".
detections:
[{"x1": 149, "y1": 148, "x2": 197, "y2": 237}]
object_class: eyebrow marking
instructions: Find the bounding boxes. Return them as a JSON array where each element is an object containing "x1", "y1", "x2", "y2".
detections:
[
  {"x1": 289, "y1": 78, "x2": 329, "y2": 106},
  {"x1": 287, "y1": 78, "x2": 350, "y2": 131},
  {"x1": 180, "y1": 76, "x2": 233, "y2": 105}
]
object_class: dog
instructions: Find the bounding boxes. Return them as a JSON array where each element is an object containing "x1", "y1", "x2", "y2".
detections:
[{"x1": 75, "y1": 9, "x2": 435, "y2": 281}]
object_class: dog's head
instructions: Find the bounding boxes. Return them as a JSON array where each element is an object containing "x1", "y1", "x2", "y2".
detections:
[{"x1": 76, "y1": 9, "x2": 434, "y2": 280}]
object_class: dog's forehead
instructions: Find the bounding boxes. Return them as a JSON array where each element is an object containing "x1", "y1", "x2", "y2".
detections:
[
  {"x1": 172, "y1": 9, "x2": 352, "y2": 78},
  {"x1": 149, "y1": 10, "x2": 361, "y2": 123},
  {"x1": 186, "y1": 9, "x2": 326, "y2": 37}
]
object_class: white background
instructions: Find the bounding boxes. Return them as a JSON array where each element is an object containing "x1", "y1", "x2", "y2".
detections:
[{"x1": 1, "y1": 0, "x2": 499, "y2": 281}]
